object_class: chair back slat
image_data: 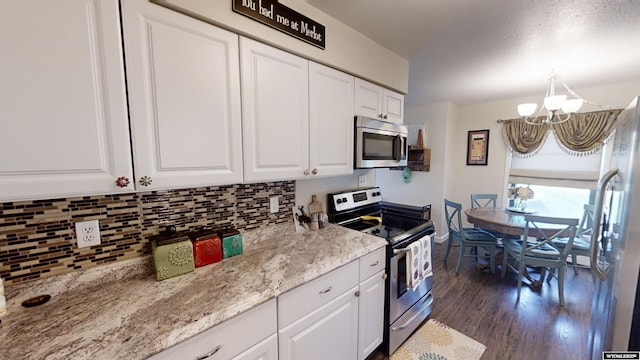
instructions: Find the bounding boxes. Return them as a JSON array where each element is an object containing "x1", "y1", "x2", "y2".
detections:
[
  {"x1": 523, "y1": 214, "x2": 580, "y2": 258},
  {"x1": 470, "y1": 194, "x2": 497, "y2": 209},
  {"x1": 444, "y1": 199, "x2": 462, "y2": 235},
  {"x1": 577, "y1": 204, "x2": 596, "y2": 238}
]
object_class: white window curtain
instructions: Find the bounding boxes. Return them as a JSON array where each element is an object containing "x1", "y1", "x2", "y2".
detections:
[{"x1": 509, "y1": 132, "x2": 602, "y2": 189}]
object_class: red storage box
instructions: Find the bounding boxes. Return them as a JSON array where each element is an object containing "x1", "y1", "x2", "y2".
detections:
[{"x1": 189, "y1": 230, "x2": 222, "y2": 267}]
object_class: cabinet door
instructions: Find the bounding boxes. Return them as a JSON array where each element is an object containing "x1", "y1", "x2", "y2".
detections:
[
  {"x1": 358, "y1": 271, "x2": 386, "y2": 360},
  {"x1": 240, "y1": 37, "x2": 309, "y2": 182},
  {"x1": 309, "y1": 62, "x2": 354, "y2": 178},
  {"x1": 232, "y1": 334, "x2": 278, "y2": 360},
  {"x1": 0, "y1": 0, "x2": 133, "y2": 201},
  {"x1": 122, "y1": 0, "x2": 243, "y2": 190},
  {"x1": 354, "y1": 78, "x2": 383, "y2": 119},
  {"x1": 279, "y1": 287, "x2": 359, "y2": 360},
  {"x1": 382, "y1": 90, "x2": 405, "y2": 123}
]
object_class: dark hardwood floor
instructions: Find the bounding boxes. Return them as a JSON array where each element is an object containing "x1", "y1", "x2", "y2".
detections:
[{"x1": 371, "y1": 242, "x2": 594, "y2": 360}]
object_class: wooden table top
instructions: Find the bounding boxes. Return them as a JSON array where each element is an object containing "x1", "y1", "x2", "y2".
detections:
[{"x1": 464, "y1": 207, "x2": 567, "y2": 237}]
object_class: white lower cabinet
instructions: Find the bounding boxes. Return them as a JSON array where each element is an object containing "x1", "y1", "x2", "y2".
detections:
[
  {"x1": 358, "y1": 247, "x2": 386, "y2": 360},
  {"x1": 277, "y1": 261, "x2": 360, "y2": 360},
  {"x1": 358, "y1": 270, "x2": 386, "y2": 360},
  {"x1": 232, "y1": 334, "x2": 278, "y2": 360},
  {"x1": 148, "y1": 299, "x2": 277, "y2": 360}
]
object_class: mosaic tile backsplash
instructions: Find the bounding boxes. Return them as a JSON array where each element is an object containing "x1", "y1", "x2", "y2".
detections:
[{"x1": 0, "y1": 181, "x2": 294, "y2": 285}]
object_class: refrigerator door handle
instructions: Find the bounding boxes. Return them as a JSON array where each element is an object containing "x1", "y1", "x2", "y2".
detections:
[{"x1": 591, "y1": 167, "x2": 619, "y2": 280}]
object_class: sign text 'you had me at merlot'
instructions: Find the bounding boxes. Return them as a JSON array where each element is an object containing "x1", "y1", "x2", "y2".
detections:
[{"x1": 233, "y1": 0, "x2": 326, "y2": 49}]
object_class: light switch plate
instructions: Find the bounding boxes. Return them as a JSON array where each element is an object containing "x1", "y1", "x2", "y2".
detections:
[
  {"x1": 270, "y1": 196, "x2": 279, "y2": 213},
  {"x1": 358, "y1": 175, "x2": 367, "y2": 188}
]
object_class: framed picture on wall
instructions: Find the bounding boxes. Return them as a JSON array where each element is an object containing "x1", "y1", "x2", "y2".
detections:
[{"x1": 467, "y1": 129, "x2": 489, "y2": 165}]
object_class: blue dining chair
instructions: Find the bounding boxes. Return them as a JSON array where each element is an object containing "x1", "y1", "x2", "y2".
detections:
[
  {"x1": 470, "y1": 193, "x2": 497, "y2": 209},
  {"x1": 501, "y1": 214, "x2": 579, "y2": 306},
  {"x1": 552, "y1": 204, "x2": 596, "y2": 274},
  {"x1": 470, "y1": 193, "x2": 502, "y2": 238},
  {"x1": 444, "y1": 199, "x2": 500, "y2": 274}
]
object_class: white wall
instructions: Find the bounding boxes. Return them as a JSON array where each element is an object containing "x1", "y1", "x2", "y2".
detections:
[
  {"x1": 376, "y1": 102, "x2": 456, "y2": 242},
  {"x1": 156, "y1": 0, "x2": 409, "y2": 92}
]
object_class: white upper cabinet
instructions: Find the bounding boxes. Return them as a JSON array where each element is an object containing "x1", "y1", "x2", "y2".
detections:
[
  {"x1": 309, "y1": 62, "x2": 355, "y2": 177},
  {"x1": 240, "y1": 37, "x2": 310, "y2": 182},
  {"x1": 241, "y1": 38, "x2": 355, "y2": 182},
  {"x1": 122, "y1": 0, "x2": 243, "y2": 190},
  {"x1": 0, "y1": 0, "x2": 133, "y2": 201},
  {"x1": 354, "y1": 78, "x2": 404, "y2": 123}
]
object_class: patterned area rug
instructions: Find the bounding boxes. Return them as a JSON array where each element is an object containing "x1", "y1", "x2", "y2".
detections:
[{"x1": 390, "y1": 319, "x2": 486, "y2": 360}]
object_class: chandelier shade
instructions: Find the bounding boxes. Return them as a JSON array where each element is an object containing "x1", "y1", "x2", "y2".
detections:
[
  {"x1": 515, "y1": 71, "x2": 608, "y2": 125},
  {"x1": 517, "y1": 103, "x2": 537, "y2": 117}
]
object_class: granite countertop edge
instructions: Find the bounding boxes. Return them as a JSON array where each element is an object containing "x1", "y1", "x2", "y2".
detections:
[{"x1": 0, "y1": 222, "x2": 387, "y2": 360}]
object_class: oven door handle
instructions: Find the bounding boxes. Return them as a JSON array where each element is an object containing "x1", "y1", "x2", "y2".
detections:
[
  {"x1": 393, "y1": 247, "x2": 411, "y2": 255},
  {"x1": 390, "y1": 294, "x2": 433, "y2": 331}
]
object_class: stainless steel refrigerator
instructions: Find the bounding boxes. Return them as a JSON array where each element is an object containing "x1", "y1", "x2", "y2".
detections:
[{"x1": 589, "y1": 96, "x2": 640, "y2": 358}]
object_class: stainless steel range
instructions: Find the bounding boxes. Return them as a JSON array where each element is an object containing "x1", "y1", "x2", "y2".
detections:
[{"x1": 327, "y1": 187, "x2": 435, "y2": 355}]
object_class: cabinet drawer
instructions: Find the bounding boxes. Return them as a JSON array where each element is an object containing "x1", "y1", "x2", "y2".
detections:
[
  {"x1": 277, "y1": 260, "x2": 359, "y2": 329},
  {"x1": 148, "y1": 299, "x2": 276, "y2": 360},
  {"x1": 359, "y1": 247, "x2": 386, "y2": 281}
]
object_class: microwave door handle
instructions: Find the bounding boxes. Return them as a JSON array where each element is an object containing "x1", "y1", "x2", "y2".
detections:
[{"x1": 394, "y1": 135, "x2": 405, "y2": 161}]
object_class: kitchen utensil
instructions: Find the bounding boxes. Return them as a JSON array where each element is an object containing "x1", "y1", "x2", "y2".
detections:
[
  {"x1": 360, "y1": 215, "x2": 382, "y2": 224},
  {"x1": 309, "y1": 194, "x2": 323, "y2": 214}
]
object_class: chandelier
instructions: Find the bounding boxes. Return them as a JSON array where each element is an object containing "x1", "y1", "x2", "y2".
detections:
[{"x1": 516, "y1": 70, "x2": 609, "y2": 125}]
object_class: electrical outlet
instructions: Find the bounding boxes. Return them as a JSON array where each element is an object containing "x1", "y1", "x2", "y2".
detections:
[
  {"x1": 358, "y1": 175, "x2": 367, "y2": 188},
  {"x1": 75, "y1": 220, "x2": 101, "y2": 248},
  {"x1": 270, "y1": 196, "x2": 279, "y2": 213}
]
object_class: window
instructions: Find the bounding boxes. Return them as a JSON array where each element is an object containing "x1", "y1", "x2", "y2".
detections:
[
  {"x1": 510, "y1": 183, "x2": 593, "y2": 219},
  {"x1": 508, "y1": 132, "x2": 601, "y2": 218}
]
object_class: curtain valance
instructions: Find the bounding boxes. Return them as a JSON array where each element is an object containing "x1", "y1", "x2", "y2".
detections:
[{"x1": 500, "y1": 109, "x2": 622, "y2": 156}]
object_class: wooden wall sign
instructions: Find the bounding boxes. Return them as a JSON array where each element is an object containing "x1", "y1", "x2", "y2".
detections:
[{"x1": 233, "y1": 0, "x2": 326, "y2": 49}]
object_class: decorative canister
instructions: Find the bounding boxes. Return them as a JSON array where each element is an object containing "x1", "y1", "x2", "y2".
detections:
[
  {"x1": 189, "y1": 230, "x2": 222, "y2": 267},
  {"x1": 217, "y1": 228, "x2": 243, "y2": 258},
  {"x1": 149, "y1": 227, "x2": 195, "y2": 281}
]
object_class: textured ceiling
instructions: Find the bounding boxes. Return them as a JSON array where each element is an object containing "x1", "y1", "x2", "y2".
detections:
[{"x1": 307, "y1": 0, "x2": 640, "y2": 106}]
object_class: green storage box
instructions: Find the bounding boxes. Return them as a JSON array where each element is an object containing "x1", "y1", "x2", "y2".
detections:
[
  {"x1": 218, "y1": 228, "x2": 243, "y2": 258},
  {"x1": 150, "y1": 232, "x2": 195, "y2": 281}
]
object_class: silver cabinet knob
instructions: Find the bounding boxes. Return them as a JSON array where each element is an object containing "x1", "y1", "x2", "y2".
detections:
[
  {"x1": 312, "y1": 168, "x2": 318, "y2": 175},
  {"x1": 383, "y1": 114, "x2": 388, "y2": 119},
  {"x1": 139, "y1": 176, "x2": 152, "y2": 186},
  {"x1": 303, "y1": 169, "x2": 310, "y2": 176}
]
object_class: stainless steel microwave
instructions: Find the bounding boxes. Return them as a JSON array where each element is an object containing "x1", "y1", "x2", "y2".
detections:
[{"x1": 355, "y1": 116, "x2": 408, "y2": 168}]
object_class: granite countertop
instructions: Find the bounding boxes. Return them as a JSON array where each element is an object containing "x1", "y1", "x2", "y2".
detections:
[{"x1": 0, "y1": 223, "x2": 386, "y2": 360}]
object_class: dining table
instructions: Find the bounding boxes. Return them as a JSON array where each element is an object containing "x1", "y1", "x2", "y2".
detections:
[
  {"x1": 464, "y1": 207, "x2": 566, "y2": 288},
  {"x1": 464, "y1": 207, "x2": 569, "y2": 237}
]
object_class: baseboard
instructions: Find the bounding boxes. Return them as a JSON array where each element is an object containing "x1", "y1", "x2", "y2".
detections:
[{"x1": 435, "y1": 232, "x2": 448, "y2": 244}]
